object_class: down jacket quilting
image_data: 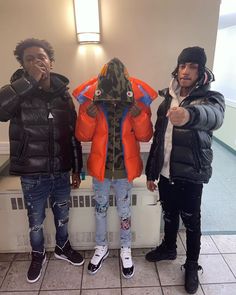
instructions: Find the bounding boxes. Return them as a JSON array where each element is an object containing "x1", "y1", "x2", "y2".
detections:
[
  {"x1": 146, "y1": 70, "x2": 225, "y2": 184},
  {"x1": 0, "y1": 69, "x2": 82, "y2": 175}
]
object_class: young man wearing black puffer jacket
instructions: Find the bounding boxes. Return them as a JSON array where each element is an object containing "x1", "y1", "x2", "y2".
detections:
[
  {"x1": 145, "y1": 46, "x2": 225, "y2": 294},
  {"x1": 0, "y1": 38, "x2": 84, "y2": 283}
]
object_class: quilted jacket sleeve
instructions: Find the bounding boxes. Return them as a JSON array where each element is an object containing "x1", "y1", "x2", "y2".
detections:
[
  {"x1": 130, "y1": 102, "x2": 153, "y2": 142},
  {"x1": 75, "y1": 100, "x2": 97, "y2": 142},
  {"x1": 183, "y1": 91, "x2": 225, "y2": 131},
  {"x1": 0, "y1": 76, "x2": 37, "y2": 122}
]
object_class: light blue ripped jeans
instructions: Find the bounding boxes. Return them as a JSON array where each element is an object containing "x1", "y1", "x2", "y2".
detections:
[{"x1": 93, "y1": 178, "x2": 133, "y2": 248}]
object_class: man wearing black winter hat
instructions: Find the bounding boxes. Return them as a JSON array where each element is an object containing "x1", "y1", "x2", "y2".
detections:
[{"x1": 145, "y1": 46, "x2": 225, "y2": 294}]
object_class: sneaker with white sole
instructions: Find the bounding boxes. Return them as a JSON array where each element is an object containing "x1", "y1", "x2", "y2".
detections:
[
  {"x1": 120, "y1": 247, "x2": 135, "y2": 279},
  {"x1": 54, "y1": 240, "x2": 84, "y2": 266},
  {"x1": 88, "y1": 245, "x2": 109, "y2": 274},
  {"x1": 27, "y1": 250, "x2": 46, "y2": 283}
]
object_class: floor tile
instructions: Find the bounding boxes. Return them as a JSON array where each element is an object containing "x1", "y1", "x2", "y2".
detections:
[
  {"x1": 201, "y1": 189, "x2": 236, "y2": 233},
  {"x1": 122, "y1": 286, "x2": 162, "y2": 295},
  {"x1": 201, "y1": 283, "x2": 236, "y2": 295},
  {"x1": 40, "y1": 291, "x2": 81, "y2": 295},
  {"x1": 82, "y1": 258, "x2": 120, "y2": 289},
  {"x1": 131, "y1": 248, "x2": 152, "y2": 257},
  {"x1": 157, "y1": 256, "x2": 186, "y2": 286},
  {"x1": 81, "y1": 289, "x2": 121, "y2": 295},
  {"x1": 41, "y1": 259, "x2": 83, "y2": 290},
  {"x1": 198, "y1": 254, "x2": 236, "y2": 284},
  {"x1": 0, "y1": 262, "x2": 11, "y2": 287},
  {"x1": 211, "y1": 235, "x2": 236, "y2": 253},
  {"x1": 121, "y1": 257, "x2": 160, "y2": 287},
  {"x1": 162, "y1": 285, "x2": 204, "y2": 294},
  {"x1": 223, "y1": 254, "x2": 236, "y2": 276},
  {"x1": 14, "y1": 252, "x2": 32, "y2": 261},
  {"x1": 0, "y1": 253, "x2": 15, "y2": 262},
  {"x1": 200, "y1": 235, "x2": 220, "y2": 254},
  {"x1": 0, "y1": 261, "x2": 45, "y2": 291},
  {"x1": 0, "y1": 292, "x2": 38, "y2": 295}
]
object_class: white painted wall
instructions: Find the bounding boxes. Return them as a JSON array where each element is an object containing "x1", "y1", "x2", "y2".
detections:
[{"x1": 0, "y1": 0, "x2": 221, "y2": 152}]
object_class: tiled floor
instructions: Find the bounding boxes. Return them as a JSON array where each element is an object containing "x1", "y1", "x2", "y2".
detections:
[
  {"x1": 0, "y1": 231, "x2": 236, "y2": 295},
  {"x1": 200, "y1": 140, "x2": 236, "y2": 234}
]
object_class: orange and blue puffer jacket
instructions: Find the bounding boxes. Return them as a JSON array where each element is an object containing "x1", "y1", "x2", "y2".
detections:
[{"x1": 73, "y1": 58, "x2": 157, "y2": 181}]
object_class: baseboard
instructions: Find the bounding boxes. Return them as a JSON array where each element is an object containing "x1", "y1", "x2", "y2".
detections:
[
  {"x1": 0, "y1": 142, "x2": 9, "y2": 154},
  {"x1": 213, "y1": 136, "x2": 236, "y2": 155}
]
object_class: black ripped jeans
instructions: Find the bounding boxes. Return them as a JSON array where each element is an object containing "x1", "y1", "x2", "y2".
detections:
[{"x1": 158, "y1": 175, "x2": 203, "y2": 262}]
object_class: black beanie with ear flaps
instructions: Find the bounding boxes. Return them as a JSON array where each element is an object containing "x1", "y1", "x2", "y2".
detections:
[
  {"x1": 178, "y1": 46, "x2": 207, "y2": 68},
  {"x1": 172, "y1": 46, "x2": 207, "y2": 78}
]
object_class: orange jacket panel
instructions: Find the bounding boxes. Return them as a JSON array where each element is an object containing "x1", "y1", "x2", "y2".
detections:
[{"x1": 76, "y1": 100, "x2": 153, "y2": 181}]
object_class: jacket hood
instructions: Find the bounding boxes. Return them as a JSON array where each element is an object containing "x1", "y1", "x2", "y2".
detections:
[
  {"x1": 94, "y1": 57, "x2": 134, "y2": 104},
  {"x1": 10, "y1": 69, "x2": 69, "y2": 94},
  {"x1": 73, "y1": 59, "x2": 158, "y2": 106}
]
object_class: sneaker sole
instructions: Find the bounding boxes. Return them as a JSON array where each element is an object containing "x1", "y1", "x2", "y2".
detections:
[
  {"x1": 54, "y1": 253, "x2": 84, "y2": 266},
  {"x1": 27, "y1": 256, "x2": 46, "y2": 283},
  {"x1": 121, "y1": 265, "x2": 135, "y2": 279},
  {"x1": 145, "y1": 254, "x2": 177, "y2": 262},
  {"x1": 87, "y1": 250, "x2": 109, "y2": 275}
]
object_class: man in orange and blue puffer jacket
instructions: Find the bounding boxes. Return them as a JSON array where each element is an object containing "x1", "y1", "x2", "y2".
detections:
[{"x1": 73, "y1": 57, "x2": 157, "y2": 279}]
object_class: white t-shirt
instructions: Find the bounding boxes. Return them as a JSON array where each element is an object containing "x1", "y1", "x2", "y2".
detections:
[{"x1": 160, "y1": 79, "x2": 185, "y2": 179}]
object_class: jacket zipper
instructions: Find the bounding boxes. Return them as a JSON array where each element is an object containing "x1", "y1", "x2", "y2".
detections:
[
  {"x1": 192, "y1": 132, "x2": 201, "y2": 172},
  {"x1": 112, "y1": 103, "x2": 116, "y2": 178},
  {"x1": 47, "y1": 102, "x2": 54, "y2": 174}
]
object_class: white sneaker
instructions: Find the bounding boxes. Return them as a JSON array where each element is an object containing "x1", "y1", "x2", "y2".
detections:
[
  {"x1": 87, "y1": 245, "x2": 109, "y2": 274},
  {"x1": 120, "y1": 247, "x2": 135, "y2": 278}
]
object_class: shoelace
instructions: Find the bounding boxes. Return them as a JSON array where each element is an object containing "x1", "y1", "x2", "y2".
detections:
[
  {"x1": 121, "y1": 248, "x2": 131, "y2": 260},
  {"x1": 64, "y1": 247, "x2": 76, "y2": 258},
  {"x1": 94, "y1": 246, "x2": 107, "y2": 257},
  {"x1": 30, "y1": 257, "x2": 43, "y2": 269}
]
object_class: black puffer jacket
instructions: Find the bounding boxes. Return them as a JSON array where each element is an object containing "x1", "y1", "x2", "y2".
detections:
[
  {"x1": 146, "y1": 70, "x2": 225, "y2": 184},
  {"x1": 0, "y1": 69, "x2": 82, "y2": 175}
]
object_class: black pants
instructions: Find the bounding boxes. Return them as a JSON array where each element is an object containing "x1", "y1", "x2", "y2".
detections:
[{"x1": 158, "y1": 175, "x2": 203, "y2": 262}]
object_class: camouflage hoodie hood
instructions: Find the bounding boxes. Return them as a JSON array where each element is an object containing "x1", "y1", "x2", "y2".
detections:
[{"x1": 94, "y1": 58, "x2": 134, "y2": 104}]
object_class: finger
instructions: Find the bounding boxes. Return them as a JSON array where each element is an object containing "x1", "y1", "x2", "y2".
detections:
[{"x1": 72, "y1": 179, "x2": 78, "y2": 188}]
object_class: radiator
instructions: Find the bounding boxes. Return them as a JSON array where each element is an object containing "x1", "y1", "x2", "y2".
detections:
[{"x1": 0, "y1": 175, "x2": 161, "y2": 253}]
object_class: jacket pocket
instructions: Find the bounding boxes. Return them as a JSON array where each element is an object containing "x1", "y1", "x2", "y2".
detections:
[
  {"x1": 192, "y1": 133, "x2": 201, "y2": 172},
  {"x1": 17, "y1": 132, "x2": 29, "y2": 162},
  {"x1": 20, "y1": 175, "x2": 41, "y2": 192}
]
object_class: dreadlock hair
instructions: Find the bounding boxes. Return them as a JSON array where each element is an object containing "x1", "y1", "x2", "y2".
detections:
[{"x1": 14, "y1": 38, "x2": 55, "y2": 65}]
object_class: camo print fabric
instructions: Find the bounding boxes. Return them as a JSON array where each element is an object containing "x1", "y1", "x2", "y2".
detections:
[
  {"x1": 94, "y1": 58, "x2": 134, "y2": 104},
  {"x1": 104, "y1": 102, "x2": 127, "y2": 179},
  {"x1": 94, "y1": 58, "x2": 136, "y2": 179}
]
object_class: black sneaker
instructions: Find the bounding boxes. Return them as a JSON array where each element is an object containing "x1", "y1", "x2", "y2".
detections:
[
  {"x1": 54, "y1": 240, "x2": 84, "y2": 266},
  {"x1": 120, "y1": 247, "x2": 135, "y2": 279},
  {"x1": 145, "y1": 240, "x2": 177, "y2": 262},
  {"x1": 27, "y1": 250, "x2": 46, "y2": 283},
  {"x1": 88, "y1": 245, "x2": 109, "y2": 275},
  {"x1": 182, "y1": 260, "x2": 203, "y2": 294}
]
